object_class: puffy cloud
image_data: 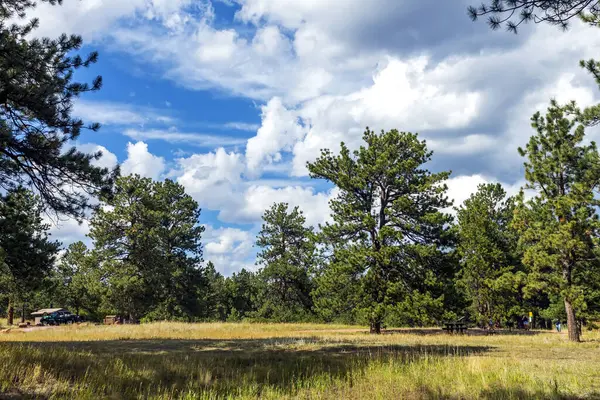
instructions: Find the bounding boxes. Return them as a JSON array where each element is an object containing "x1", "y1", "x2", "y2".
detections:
[
  {"x1": 245, "y1": 97, "x2": 307, "y2": 173},
  {"x1": 175, "y1": 148, "x2": 246, "y2": 211},
  {"x1": 77, "y1": 144, "x2": 119, "y2": 170},
  {"x1": 46, "y1": 217, "x2": 91, "y2": 248},
  {"x1": 445, "y1": 174, "x2": 525, "y2": 212},
  {"x1": 222, "y1": 185, "x2": 337, "y2": 227},
  {"x1": 121, "y1": 142, "x2": 166, "y2": 180},
  {"x1": 203, "y1": 225, "x2": 256, "y2": 275}
]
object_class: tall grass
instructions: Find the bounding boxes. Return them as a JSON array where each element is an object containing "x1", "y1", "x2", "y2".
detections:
[{"x1": 0, "y1": 322, "x2": 598, "y2": 399}]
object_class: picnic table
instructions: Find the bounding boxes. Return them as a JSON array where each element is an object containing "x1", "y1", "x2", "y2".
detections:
[{"x1": 443, "y1": 322, "x2": 467, "y2": 334}]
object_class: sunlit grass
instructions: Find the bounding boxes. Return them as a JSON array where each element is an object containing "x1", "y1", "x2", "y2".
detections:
[{"x1": 0, "y1": 322, "x2": 599, "y2": 399}]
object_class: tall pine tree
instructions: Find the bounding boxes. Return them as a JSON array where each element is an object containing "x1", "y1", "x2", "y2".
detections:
[
  {"x1": 0, "y1": 0, "x2": 117, "y2": 219},
  {"x1": 0, "y1": 187, "x2": 60, "y2": 324},
  {"x1": 308, "y1": 128, "x2": 453, "y2": 333},
  {"x1": 89, "y1": 176, "x2": 204, "y2": 321},
  {"x1": 255, "y1": 203, "x2": 315, "y2": 322},
  {"x1": 513, "y1": 103, "x2": 600, "y2": 342}
]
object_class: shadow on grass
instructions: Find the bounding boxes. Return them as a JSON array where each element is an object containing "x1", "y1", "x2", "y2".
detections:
[
  {"x1": 0, "y1": 338, "x2": 492, "y2": 399},
  {"x1": 421, "y1": 385, "x2": 600, "y2": 400},
  {"x1": 382, "y1": 328, "x2": 547, "y2": 336}
]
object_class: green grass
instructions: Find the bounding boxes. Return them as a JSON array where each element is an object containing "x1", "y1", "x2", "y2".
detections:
[{"x1": 0, "y1": 322, "x2": 599, "y2": 399}]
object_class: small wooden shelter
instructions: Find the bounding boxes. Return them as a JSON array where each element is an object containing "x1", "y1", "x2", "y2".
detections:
[{"x1": 31, "y1": 308, "x2": 68, "y2": 325}]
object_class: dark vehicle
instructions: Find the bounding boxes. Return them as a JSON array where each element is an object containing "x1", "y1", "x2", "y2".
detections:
[{"x1": 40, "y1": 311, "x2": 82, "y2": 326}]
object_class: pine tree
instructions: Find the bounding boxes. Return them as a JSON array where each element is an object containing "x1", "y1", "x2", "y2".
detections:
[
  {"x1": 0, "y1": 0, "x2": 117, "y2": 219},
  {"x1": 455, "y1": 183, "x2": 524, "y2": 326},
  {"x1": 54, "y1": 241, "x2": 101, "y2": 317},
  {"x1": 512, "y1": 103, "x2": 600, "y2": 342},
  {"x1": 89, "y1": 176, "x2": 205, "y2": 321},
  {"x1": 467, "y1": 0, "x2": 599, "y2": 32},
  {"x1": 308, "y1": 128, "x2": 453, "y2": 333},
  {"x1": 0, "y1": 187, "x2": 60, "y2": 324},
  {"x1": 255, "y1": 203, "x2": 315, "y2": 322}
]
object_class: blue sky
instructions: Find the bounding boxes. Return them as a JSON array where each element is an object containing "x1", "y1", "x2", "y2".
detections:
[{"x1": 26, "y1": 0, "x2": 600, "y2": 275}]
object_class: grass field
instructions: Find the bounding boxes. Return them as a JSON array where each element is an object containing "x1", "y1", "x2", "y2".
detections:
[{"x1": 0, "y1": 322, "x2": 599, "y2": 399}]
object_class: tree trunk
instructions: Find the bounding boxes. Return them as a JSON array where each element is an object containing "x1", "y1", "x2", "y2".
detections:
[
  {"x1": 370, "y1": 321, "x2": 381, "y2": 334},
  {"x1": 7, "y1": 303, "x2": 14, "y2": 325},
  {"x1": 21, "y1": 303, "x2": 26, "y2": 324},
  {"x1": 564, "y1": 298, "x2": 580, "y2": 342}
]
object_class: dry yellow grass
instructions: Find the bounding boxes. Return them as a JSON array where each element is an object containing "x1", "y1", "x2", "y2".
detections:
[{"x1": 0, "y1": 322, "x2": 599, "y2": 399}]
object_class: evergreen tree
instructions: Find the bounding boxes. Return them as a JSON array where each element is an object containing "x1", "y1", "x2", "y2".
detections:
[
  {"x1": 512, "y1": 103, "x2": 600, "y2": 341},
  {"x1": 225, "y1": 268, "x2": 259, "y2": 320},
  {"x1": 455, "y1": 183, "x2": 524, "y2": 326},
  {"x1": 0, "y1": 187, "x2": 60, "y2": 324},
  {"x1": 89, "y1": 175, "x2": 204, "y2": 321},
  {"x1": 308, "y1": 128, "x2": 453, "y2": 333},
  {"x1": 0, "y1": 0, "x2": 117, "y2": 219},
  {"x1": 54, "y1": 241, "x2": 101, "y2": 318},
  {"x1": 467, "y1": 0, "x2": 599, "y2": 32},
  {"x1": 255, "y1": 203, "x2": 315, "y2": 322},
  {"x1": 200, "y1": 261, "x2": 228, "y2": 321}
]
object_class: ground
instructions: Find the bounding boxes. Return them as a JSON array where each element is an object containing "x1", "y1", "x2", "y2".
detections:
[{"x1": 0, "y1": 322, "x2": 599, "y2": 399}]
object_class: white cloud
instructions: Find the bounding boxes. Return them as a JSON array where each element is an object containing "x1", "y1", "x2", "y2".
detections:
[
  {"x1": 223, "y1": 185, "x2": 337, "y2": 227},
  {"x1": 203, "y1": 225, "x2": 256, "y2": 275},
  {"x1": 446, "y1": 174, "x2": 525, "y2": 212},
  {"x1": 175, "y1": 148, "x2": 245, "y2": 211},
  {"x1": 77, "y1": 144, "x2": 119, "y2": 170},
  {"x1": 121, "y1": 142, "x2": 166, "y2": 180},
  {"x1": 245, "y1": 97, "x2": 307, "y2": 173},
  {"x1": 73, "y1": 100, "x2": 174, "y2": 126},
  {"x1": 46, "y1": 217, "x2": 91, "y2": 248},
  {"x1": 223, "y1": 122, "x2": 261, "y2": 132},
  {"x1": 124, "y1": 129, "x2": 246, "y2": 147}
]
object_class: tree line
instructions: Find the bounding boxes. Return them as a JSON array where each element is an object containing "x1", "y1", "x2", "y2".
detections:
[
  {"x1": 2, "y1": 0, "x2": 600, "y2": 342},
  {"x1": 2, "y1": 113, "x2": 600, "y2": 343}
]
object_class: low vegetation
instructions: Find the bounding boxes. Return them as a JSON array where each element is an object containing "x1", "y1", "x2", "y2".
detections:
[{"x1": 0, "y1": 322, "x2": 599, "y2": 399}]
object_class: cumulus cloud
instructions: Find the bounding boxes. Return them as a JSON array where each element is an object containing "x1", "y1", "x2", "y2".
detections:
[
  {"x1": 222, "y1": 185, "x2": 337, "y2": 227},
  {"x1": 77, "y1": 143, "x2": 119, "y2": 170},
  {"x1": 245, "y1": 97, "x2": 307, "y2": 174},
  {"x1": 175, "y1": 147, "x2": 246, "y2": 211},
  {"x1": 203, "y1": 225, "x2": 256, "y2": 275},
  {"x1": 122, "y1": 142, "x2": 166, "y2": 180}
]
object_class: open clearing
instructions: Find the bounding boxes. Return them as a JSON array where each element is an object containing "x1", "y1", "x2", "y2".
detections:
[{"x1": 0, "y1": 322, "x2": 599, "y2": 399}]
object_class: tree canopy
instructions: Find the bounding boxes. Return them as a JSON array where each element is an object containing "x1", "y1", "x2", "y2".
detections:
[
  {"x1": 513, "y1": 103, "x2": 600, "y2": 341},
  {"x1": 0, "y1": 0, "x2": 117, "y2": 219},
  {"x1": 308, "y1": 128, "x2": 453, "y2": 333},
  {"x1": 468, "y1": 0, "x2": 600, "y2": 32}
]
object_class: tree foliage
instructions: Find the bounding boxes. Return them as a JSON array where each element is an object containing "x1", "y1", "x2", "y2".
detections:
[
  {"x1": 512, "y1": 103, "x2": 600, "y2": 341},
  {"x1": 468, "y1": 0, "x2": 600, "y2": 32},
  {"x1": 254, "y1": 203, "x2": 315, "y2": 321},
  {"x1": 455, "y1": 183, "x2": 525, "y2": 326},
  {"x1": 308, "y1": 128, "x2": 453, "y2": 333},
  {"x1": 0, "y1": 0, "x2": 117, "y2": 219},
  {"x1": 53, "y1": 241, "x2": 101, "y2": 318},
  {"x1": 0, "y1": 187, "x2": 60, "y2": 323},
  {"x1": 89, "y1": 175, "x2": 205, "y2": 321}
]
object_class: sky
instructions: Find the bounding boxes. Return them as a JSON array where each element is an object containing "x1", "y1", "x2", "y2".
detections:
[{"x1": 25, "y1": 0, "x2": 600, "y2": 275}]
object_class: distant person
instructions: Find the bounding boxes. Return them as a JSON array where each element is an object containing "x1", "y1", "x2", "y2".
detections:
[
  {"x1": 555, "y1": 320, "x2": 561, "y2": 332},
  {"x1": 522, "y1": 316, "x2": 529, "y2": 330}
]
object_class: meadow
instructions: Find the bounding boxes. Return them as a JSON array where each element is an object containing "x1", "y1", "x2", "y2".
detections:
[{"x1": 0, "y1": 322, "x2": 599, "y2": 399}]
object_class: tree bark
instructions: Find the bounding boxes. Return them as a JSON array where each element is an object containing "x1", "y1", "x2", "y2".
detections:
[
  {"x1": 370, "y1": 321, "x2": 381, "y2": 334},
  {"x1": 564, "y1": 298, "x2": 580, "y2": 342},
  {"x1": 21, "y1": 303, "x2": 25, "y2": 324},
  {"x1": 7, "y1": 303, "x2": 14, "y2": 325}
]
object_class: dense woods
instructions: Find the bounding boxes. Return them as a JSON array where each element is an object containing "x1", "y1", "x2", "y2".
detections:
[{"x1": 2, "y1": 0, "x2": 600, "y2": 343}]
